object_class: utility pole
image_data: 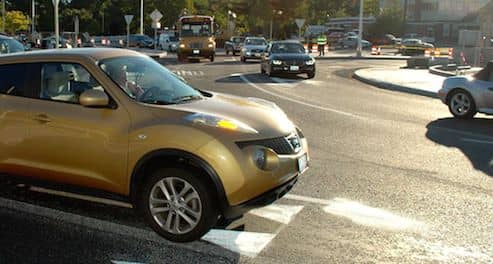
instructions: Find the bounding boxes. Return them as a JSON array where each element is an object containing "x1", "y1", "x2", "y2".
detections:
[
  {"x1": 53, "y1": 0, "x2": 59, "y2": 49},
  {"x1": 140, "y1": 0, "x2": 143, "y2": 35},
  {"x1": 356, "y1": 0, "x2": 363, "y2": 57},
  {"x1": 32, "y1": 0, "x2": 35, "y2": 35},
  {"x1": 2, "y1": 0, "x2": 5, "y2": 34},
  {"x1": 403, "y1": 0, "x2": 408, "y2": 26}
]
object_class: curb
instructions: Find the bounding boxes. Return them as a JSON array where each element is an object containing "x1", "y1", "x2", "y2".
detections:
[
  {"x1": 428, "y1": 65, "x2": 456, "y2": 77},
  {"x1": 353, "y1": 69, "x2": 439, "y2": 99},
  {"x1": 313, "y1": 55, "x2": 410, "y2": 60}
]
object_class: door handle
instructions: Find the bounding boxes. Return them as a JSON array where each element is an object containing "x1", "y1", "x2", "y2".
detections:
[{"x1": 33, "y1": 114, "x2": 51, "y2": 123}]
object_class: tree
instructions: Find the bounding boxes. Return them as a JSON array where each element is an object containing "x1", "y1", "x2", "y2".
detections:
[
  {"x1": 368, "y1": 5, "x2": 404, "y2": 37},
  {"x1": 0, "y1": 10, "x2": 30, "y2": 34}
]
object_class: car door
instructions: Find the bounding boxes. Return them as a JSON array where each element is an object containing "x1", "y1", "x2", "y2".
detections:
[
  {"x1": 0, "y1": 63, "x2": 37, "y2": 176},
  {"x1": 24, "y1": 62, "x2": 131, "y2": 194},
  {"x1": 479, "y1": 69, "x2": 493, "y2": 108}
]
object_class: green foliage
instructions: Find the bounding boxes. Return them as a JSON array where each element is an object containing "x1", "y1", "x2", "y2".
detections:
[
  {"x1": 0, "y1": 10, "x2": 30, "y2": 34},
  {"x1": 368, "y1": 5, "x2": 404, "y2": 36}
]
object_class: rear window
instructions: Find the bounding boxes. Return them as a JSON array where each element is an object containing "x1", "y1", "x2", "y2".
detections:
[{"x1": 0, "y1": 64, "x2": 26, "y2": 97}]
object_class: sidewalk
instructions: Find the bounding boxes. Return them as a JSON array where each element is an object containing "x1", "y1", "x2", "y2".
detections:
[{"x1": 353, "y1": 68, "x2": 446, "y2": 98}]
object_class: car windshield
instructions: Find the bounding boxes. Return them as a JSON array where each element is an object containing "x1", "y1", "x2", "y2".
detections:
[
  {"x1": 181, "y1": 23, "x2": 211, "y2": 37},
  {"x1": 271, "y1": 43, "x2": 305, "y2": 54},
  {"x1": 169, "y1": 36, "x2": 178, "y2": 42},
  {"x1": 245, "y1": 39, "x2": 266, "y2": 46},
  {"x1": 100, "y1": 56, "x2": 202, "y2": 105},
  {"x1": 0, "y1": 39, "x2": 25, "y2": 54}
]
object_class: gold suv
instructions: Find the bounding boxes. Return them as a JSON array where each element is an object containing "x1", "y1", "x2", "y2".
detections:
[{"x1": 0, "y1": 48, "x2": 309, "y2": 242}]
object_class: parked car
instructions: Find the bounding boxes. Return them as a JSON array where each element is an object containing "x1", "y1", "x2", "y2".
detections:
[
  {"x1": 0, "y1": 35, "x2": 27, "y2": 54},
  {"x1": 0, "y1": 48, "x2": 309, "y2": 242},
  {"x1": 337, "y1": 36, "x2": 372, "y2": 49},
  {"x1": 402, "y1": 33, "x2": 435, "y2": 45},
  {"x1": 224, "y1": 36, "x2": 245, "y2": 55},
  {"x1": 261, "y1": 40, "x2": 316, "y2": 78},
  {"x1": 327, "y1": 31, "x2": 345, "y2": 45},
  {"x1": 439, "y1": 61, "x2": 493, "y2": 119},
  {"x1": 41, "y1": 36, "x2": 72, "y2": 49},
  {"x1": 398, "y1": 39, "x2": 434, "y2": 55},
  {"x1": 159, "y1": 34, "x2": 179, "y2": 52},
  {"x1": 128, "y1": 34, "x2": 154, "y2": 48},
  {"x1": 366, "y1": 34, "x2": 397, "y2": 46},
  {"x1": 240, "y1": 37, "x2": 268, "y2": 62}
]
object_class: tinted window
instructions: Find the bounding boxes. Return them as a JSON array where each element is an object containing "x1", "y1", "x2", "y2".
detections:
[
  {"x1": 39, "y1": 63, "x2": 105, "y2": 104},
  {"x1": 271, "y1": 43, "x2": 305, "y2": 54},
  {"x1": 0, "y1": 64, "x2": 26, "y2": 96},
  {"x1": 245, "y1": 39, "x2": 267, "y2": 46}
]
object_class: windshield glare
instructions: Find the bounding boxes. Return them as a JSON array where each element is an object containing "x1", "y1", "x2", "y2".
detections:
[
  {"x1": 100, "y1": 56, "x2": 202, "y2": 105},
  {"x1": 271, "y1": 43, "x2": 305, "y2": 54},
  {"x1": 245, "y1": 39, "x2": 266, "y2": 46},
  {"x1": 0, "y1": 39, "x2": 25, "y2": 54}
]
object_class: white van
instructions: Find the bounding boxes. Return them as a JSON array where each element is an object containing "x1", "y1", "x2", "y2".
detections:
[{"x1": 158, "y1": 34, "x2": 179, "y2": 52}]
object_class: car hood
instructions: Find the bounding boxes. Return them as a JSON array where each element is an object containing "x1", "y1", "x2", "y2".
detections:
[
  {"x1": 270, "y1": 53, "x2": 312, "y2": 61},
  {"x1": 244, "y1": 45, "x2": 267, "y2": 50},
  {"x1": 151, "y1": 92, "x2": 296, "y2": 140}
]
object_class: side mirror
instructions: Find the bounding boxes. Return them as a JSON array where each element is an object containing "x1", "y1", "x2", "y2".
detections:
[{"x1": 79, "y1": 89, "x2": 109, "y2": 107}]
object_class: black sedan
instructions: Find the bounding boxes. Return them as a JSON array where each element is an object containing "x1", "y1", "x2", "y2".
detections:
[{"x1": 261, "y1": 41, "x2": 315, "y2": 79}]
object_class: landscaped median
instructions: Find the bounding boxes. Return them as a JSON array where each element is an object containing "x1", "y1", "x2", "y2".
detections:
[{"x1": 353, "y1": 68, "x2": 445, "y2": 98}]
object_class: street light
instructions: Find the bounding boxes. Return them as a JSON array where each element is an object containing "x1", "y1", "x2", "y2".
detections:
[
  {"x1": 53, "y1": 0, "x2": 59, "y2": 49},
  {"x1": 357, "y1": 0, "x2": 363, "y2": 57},
  {"x1": 228, "y1": 10, "x2": 236, "y2": 37}
]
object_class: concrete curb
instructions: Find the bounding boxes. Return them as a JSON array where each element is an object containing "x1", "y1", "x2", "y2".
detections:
[
  {"x1": 428, "y1": 65, "x2": 456, "y2": 77},
  {"x1": 353, "y1": 69, "x2": 439, "y2": 99},
  {"x1": 313, "y1": 55, "x2": 410, "y2": 61}
]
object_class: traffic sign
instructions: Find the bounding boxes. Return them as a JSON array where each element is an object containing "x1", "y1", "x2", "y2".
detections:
[
  {"x1": 124, "y1": 15, "x2": 134, "y2": 25},
  {"x1": 150, "y1": 9, "x2": 163, "y2": 22},
  {"x1": 295, "y1": 19, "x2": 305, "y2": 29},
  {"x1": 152, "y1": 22, "x2": 161, "y2": 29}
]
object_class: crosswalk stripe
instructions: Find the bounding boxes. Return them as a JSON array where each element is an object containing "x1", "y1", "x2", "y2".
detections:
[
  {"x1": 249, "y1": 204, "x2": 304, "y2": 225},
  {"x1": 202, "y1": 229, "x2": 276, "y2": 258}
]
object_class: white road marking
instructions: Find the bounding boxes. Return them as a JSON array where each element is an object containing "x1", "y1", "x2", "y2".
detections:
[
  {"x1": 29, "y1": 186, "x2": 133, "y2": 208},
  {"x1": 461, "y1": 138, "x2": 493, "y2": 145},
  {"x1": 284, "y1": 194, "x2": 332, "y2": 205},
  {"x1": 239, "y1": 74, "x2": 366, "y2": 120},
  {"x1": 322, "y1": 198, "x2": 427, "y2": 232},
  {"x1": 202, "y1": 229, "x2": 276, "y2": 258},
  {"x1": 111, "y1": 261, "x2": 145, "y2": 264},
  {"x1": 249, "y1": 204, "x2": 304, "y2": 225}
]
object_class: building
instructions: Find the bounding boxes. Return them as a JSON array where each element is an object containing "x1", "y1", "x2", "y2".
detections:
[
  {"x1": 325, "y1": 16, "x2": 376, "y2": 32},
  {"x1": 405, "y1": 0, "x2": 490, "y2": 41}
]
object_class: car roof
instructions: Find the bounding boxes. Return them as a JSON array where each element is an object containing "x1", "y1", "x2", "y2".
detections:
[
  {"x1": 0, "y1": 48, "x2": 145, "y2": 65},
  {"x1": 271, "y1": 40, "x2": 302, "y2": 44}
]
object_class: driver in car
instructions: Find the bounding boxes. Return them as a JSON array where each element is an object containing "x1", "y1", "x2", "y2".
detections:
[{"x1": 106, "y1": 64, "x2": 144, "y2": 98}]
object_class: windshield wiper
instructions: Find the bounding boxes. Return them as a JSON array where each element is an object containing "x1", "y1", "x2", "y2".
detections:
[
  {"x1": 140, "y1": 99, "x2": 174, "y2": 105},
  {"x1": 172, "y1": 95, "x2": 203, "y2": 103}
]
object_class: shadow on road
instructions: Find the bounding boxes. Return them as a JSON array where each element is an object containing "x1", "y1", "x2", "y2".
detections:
[
  {"x1": 426, "y1": 118, "x2": 493, "y2": 176},
  {"x1": 0, "y1": 181, "x2": 240, "y2": 263}
]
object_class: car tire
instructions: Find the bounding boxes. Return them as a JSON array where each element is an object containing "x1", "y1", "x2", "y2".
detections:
[
  {"x1": 241, "y1": 56, "x2": 246, "y2": 63},
  {"x1": 447, "y1": 89, "x2": 477, "y2": 119},
  {"x1": 233, "y1": 51, "x2": 237, "y2": 56},
  {"x1": 210, "y1": 54, "x2": 215, "y2": 62},
  {"x1": 307, "y1": 72, "x2": 315, "y2": 79},
  {"x1": 139, "y1": 167, "x2": 218, "y2": 243},
  {"x1": 261, "y1": 65, "x2": 265, "y2": 74},
  {"x1": 226, "y1": 49, "x2": 230, "y2": 55}
]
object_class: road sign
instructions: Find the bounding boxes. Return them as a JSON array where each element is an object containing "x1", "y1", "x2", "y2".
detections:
[
  {"x1": 124, "y1": 15, "x2": 134, "y2": 25},
  {"x1": 295, "y1": 19, "x2": 305, "y2": 29},
  {"x1": 150, "y1": 9, "x2": 163, "y2": 22},
  {"x1": 152, "y1": 21, "x2": 161, "y2": 29}
]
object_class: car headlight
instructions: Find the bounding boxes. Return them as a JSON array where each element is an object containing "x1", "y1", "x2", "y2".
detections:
[
  {"x1": 179, "y1": 43, "x2": 185, "y2": 48},
  {"x1": 272, "y1": 60, "x2": 283, "y2": 65},
  {"x1": 305, "y1": 59, "x2": 315, "y2": 65},
  {"x1": 246, "y1": 51, "x2": 252, "y2": 55},
  {"x1": 208, "y1": 43, "x2": 214, "y2": 48},
  {"x1": 185, "y1": 113, "x2": 258, "y2": 134},
  {"x1": 172, "y1": 44, "x2": 177, "y2": 47}
]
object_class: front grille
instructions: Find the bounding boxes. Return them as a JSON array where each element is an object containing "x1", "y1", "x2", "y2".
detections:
[
  {"x1": 236, "y1": 133, "x2": 302, "y2": 155},
  {"x1": 285, "y1": 60, "x2": 304, "y2": 66},
  {"x1": 251, "y1": 49, "x2": 264, "y2": 53},
  {"x1": 189, "y1": 42, "x2": 203, "y2": 49}
]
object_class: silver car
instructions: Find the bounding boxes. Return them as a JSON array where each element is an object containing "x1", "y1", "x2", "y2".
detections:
[
  {"x1": 240, "y1": 37, "x2": 268, "y2": 62},
  {"x1": 438, "y1": 61, "x2": 493, "y2": 119}
]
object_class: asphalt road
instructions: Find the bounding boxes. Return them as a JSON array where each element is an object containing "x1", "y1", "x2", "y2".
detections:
[{"x1": 0, "y1": 52, "x2": 492, "y2": 263}]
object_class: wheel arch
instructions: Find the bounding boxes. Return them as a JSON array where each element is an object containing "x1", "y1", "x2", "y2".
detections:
[
  {"x1": 446, "y1": 87, "x2": 476, "y2": 105},
  {"x1": 130, "y1": 148, "x2": 229, "y2": 213}
]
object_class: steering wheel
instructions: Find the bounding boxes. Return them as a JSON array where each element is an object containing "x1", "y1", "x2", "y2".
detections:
[{"x1": 138, "y1": 86, "x2": 173, "y2": 102}]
